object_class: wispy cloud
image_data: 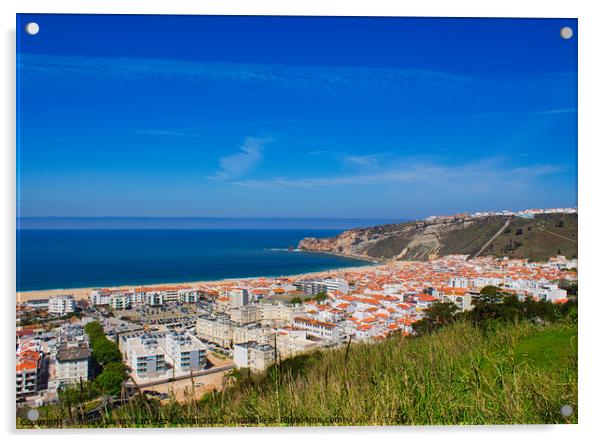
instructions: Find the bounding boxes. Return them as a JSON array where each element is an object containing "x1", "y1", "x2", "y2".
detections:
[
  {"x1": 527, "y1": 108, "x2": 577, "y2": 116},
  {"x1": 309, "y1": 150, "x2": 390, "y2": 169},
  {"x1": 208, "y1": 137, "x2": 270, "y2": 180},
  {"x1": 233, "y1": 156, "x2": 563, "y2": 190},
  {"x1": 18, "y1": 54, "x2": 474, "y2": 93},
  {"x1": 18, "y1": 54, "x2": 575, "y2": 104}
]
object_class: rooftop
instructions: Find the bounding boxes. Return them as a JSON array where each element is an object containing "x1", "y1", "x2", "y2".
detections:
[{"x1": 57, "y1": 342, "x2": 90, "y2": 362}]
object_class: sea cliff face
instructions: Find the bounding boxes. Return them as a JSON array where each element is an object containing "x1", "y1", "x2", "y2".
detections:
[{"x1": 299, "y1": 213, "x2": 578, "y2": 262}]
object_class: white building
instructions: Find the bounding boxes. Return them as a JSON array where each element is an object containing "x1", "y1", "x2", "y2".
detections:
[
  {"x1": 16, "y1": 349, "x2": 43, "y2": 398},
  {"x1": 48, "y1": 295, "x2": 75, "y2": 316},
  {"x1": 293, "y1": 317, "x2": 341, "y2": 340},
  {"x1": 233, "y1": 341, "x2": 275, "y2": 372},
  {"x1": 126, "y1": 333, "x2": 167, "y2": 379},
  {"x1": 323, "y1": 278, "x2": 350, "y2": 295},
  {"x1": 229, "y1": 288, "x2": 249, "y2": 309},
  {"x1": 449, "y1": 276, "x2": 470, "y2": 289},
  {"x1": 533, "y1": 284, "x2": 568, "y2": 302},
  {"x1": 165, "y1": 331, "x2": 207, "y2": 372},
  {"x1": 123, "y1": 330, "x2": 207, "y2": 379},
  {"x1": 111, "y1": 292, "x2": 133, "y2": 310},
  {"x1": 179, "y1": 288, "x2": 201, "y2": 303},
  {"x1": 56, "y1": 342, "x2": 90, "y2": 387},
  {"x1": 145, "y1": 291, "x2": 165, "y2": 306},
  {"x1": 89, "y1": 289, "x2": 112, "y2": 306}
]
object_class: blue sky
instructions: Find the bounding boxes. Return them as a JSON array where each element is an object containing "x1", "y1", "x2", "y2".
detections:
[{"x1": 17, "y1": 15, "x2": 577, "y2": 220}]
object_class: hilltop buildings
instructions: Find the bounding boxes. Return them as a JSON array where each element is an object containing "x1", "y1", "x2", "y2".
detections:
[{"x1": 427, "y1": 206, "x2": 577, "y2": 222}]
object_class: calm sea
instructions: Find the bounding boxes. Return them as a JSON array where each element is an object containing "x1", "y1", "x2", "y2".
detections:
[{"x1": 16, "y1": 229, "x2": 373, "y2": 291}]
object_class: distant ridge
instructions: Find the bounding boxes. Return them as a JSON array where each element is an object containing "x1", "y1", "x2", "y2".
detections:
[{"x1": 299, "y1": 213, "x2": 577, "y2": 262}]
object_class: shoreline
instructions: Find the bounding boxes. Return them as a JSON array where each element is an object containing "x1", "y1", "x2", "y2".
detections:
[
  {"x1": 16, "y1": 261, "x2": 385, "y2": 303},
  {"x1": 297, "y1": 247, "x2": 385, "y2": 265}
]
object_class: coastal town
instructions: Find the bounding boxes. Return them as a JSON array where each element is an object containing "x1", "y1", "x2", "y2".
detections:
[{"x1": 16, "y1": 224, "x2": 577, "y2": 412}]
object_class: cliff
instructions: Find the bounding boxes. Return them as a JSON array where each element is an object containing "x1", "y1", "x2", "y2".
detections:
[{"x1": 298, "y1": 213, "x2": 577, "y2": 262}]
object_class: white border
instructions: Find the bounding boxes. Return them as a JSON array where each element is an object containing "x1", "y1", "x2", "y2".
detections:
[{"x1": 2, "y1": 1, "x2": 601, "y2": 442}]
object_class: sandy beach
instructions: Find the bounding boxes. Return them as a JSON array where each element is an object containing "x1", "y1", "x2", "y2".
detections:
[{"x1": 16, "y1": 262, "x2": 385, "y2": 303}]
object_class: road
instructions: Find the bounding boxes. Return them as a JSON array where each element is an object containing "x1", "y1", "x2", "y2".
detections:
[
  {"x1": 474, "y1": 219, "x2": 511, "y2": 258},
  {"x1": 123, "y1": 363, "x2": 235, "y2": 389}
]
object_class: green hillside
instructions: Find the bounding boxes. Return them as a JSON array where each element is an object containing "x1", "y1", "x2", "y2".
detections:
[
  {"x1": 484, "y1": 213, "x2": 577, "y2": 261},
  {"x1": 299, "y1": 213, "x2": 577, "y2": 262},
  {"x1": 19, "y1": 297, "x2": 577, "y2": 428},
  {"x1": 114, "y1": 320, "x2": 576, "y2": 426}
]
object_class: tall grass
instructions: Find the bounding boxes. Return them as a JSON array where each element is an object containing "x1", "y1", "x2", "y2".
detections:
[{"x1": 112, "y1": 320, "x2": 577, "y2": 427}]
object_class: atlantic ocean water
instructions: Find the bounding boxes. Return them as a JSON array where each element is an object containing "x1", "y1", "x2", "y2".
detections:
[{"x1": 17, "y1": 229, "x2": 373, "y2": 291}]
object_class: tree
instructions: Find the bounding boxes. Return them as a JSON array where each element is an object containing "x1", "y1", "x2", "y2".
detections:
[
  {"x1": 95, "y1": 362, "x2": 127, "y2": 396},
  {"x1": 92, "y1": 338, "x2": 122, "y2": 366},
  {"x1": 478, "y1": 286, "x2": 505, "y2": 304},
  {"x1": 290, "y1": 297, "x2": 303, "y2": 305},
  {"x1": 558, "y1": 279, "x2": 578, "y2": 297},
  {"x1": 85, "y1": 321, "x2": 123, "y2": 366},
  {"x1": 413, "y1": 302, "x2": 458, "y2": 336},
  {"x1": 313, "y1": 292, "x2": 328, "y2": 303},
  {"x1": 84, "y1": 321, "x2": 105, "y2": 344}
]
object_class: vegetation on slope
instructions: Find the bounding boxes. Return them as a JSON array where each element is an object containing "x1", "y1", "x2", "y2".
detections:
[
  {"x1": 300, "y1": 213, "x2": 577, "y2": 262},
  {"x1": 83, "y1": 321, "x2": 127, "y2": 395},
  {"x1": 484, "y1": 214, "x2": 577, "y2": 261},
  {"x1": 19, "y1": 299, "x2": 577, "y2": 428},
  {"x1": 109, "y1": 298, "x2": 576, "y2": 427}
]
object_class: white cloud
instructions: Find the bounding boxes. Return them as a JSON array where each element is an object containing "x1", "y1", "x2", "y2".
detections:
[
  {"x1": 233, "y1": 157, "x2": 563, "y2": 190},
  {"x1": 208, "y1": 137, "x2": 269, "y2": 180}
]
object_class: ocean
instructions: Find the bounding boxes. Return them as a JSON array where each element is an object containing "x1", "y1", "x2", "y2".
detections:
[{"x1": 16, "y1": 229, "x2": 373, "y2": 291}]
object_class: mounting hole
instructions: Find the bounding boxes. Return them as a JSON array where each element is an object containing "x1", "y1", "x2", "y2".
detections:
[
  {"x1": 25, "y1": 22, "x2": 40, "y2": 36},
  {"x1": 559, "y1": 404, "x2": 573, "y2": 417},
  {"x1": 560, "y1": 26, "x2": 573, "y2": 40},
  {"x1": 26, "y1": 408, "x2": 39, "y2": 421}
]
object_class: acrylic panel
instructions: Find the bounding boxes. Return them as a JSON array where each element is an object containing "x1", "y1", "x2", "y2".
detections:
[{"x1": 16, "y1": 14, "x2": 578, "y2": 428}]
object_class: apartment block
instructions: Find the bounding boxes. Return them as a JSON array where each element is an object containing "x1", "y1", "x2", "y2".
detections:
[
  {"x1": 126, "y1": 333, "x2": 167, "y2": 379},
  {"x1": 196, "y1": 314, "x2": 275, "y2": 349},
  {"x1": 89, "y1": 289, "x2": 114, "y2": 306},
  {"x1": 229, "y1": 303, "x2": 306, "y2": 325},
  {"x1": 25, "y1": 298, "x2": 49, "y2": 311},
  {"x1": 123, "y1": 330, "x2": 207, "y2": 379},
  {"x1": 233, "y1": 341, "x2": 275, "y2": 372},
  {"x1": 165, "y1": 331, "x2": 207, "y2": 372},
  {"x1": 293, "y1": 317, "x2": 341, "y2": 340},
  {"x1": 48, "y1": 295, "x2": 75, "y2": 316},
  {"x1": 229, "y1": 288, "x2": 249, "y2": 309},
  {"x1": 56, "y1": 342, "x2": 91, "y2": 387},
  {"x1": 16, "y1": 349, "x2": 43, "y2": 398},
  {"x1": 293, "y1": 280, "x2": 328, "y2": 296},
  {"x1": 111, "y1": 292, "x2": 133, "y2": 310}
]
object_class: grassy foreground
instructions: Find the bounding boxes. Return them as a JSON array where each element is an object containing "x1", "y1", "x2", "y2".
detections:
[
  {"x1": 18, "y1": 318, "x2": 576, "y2": 428},
  {"x1": 112, "y1": 319, "x2": 576, "y2": 427}
]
